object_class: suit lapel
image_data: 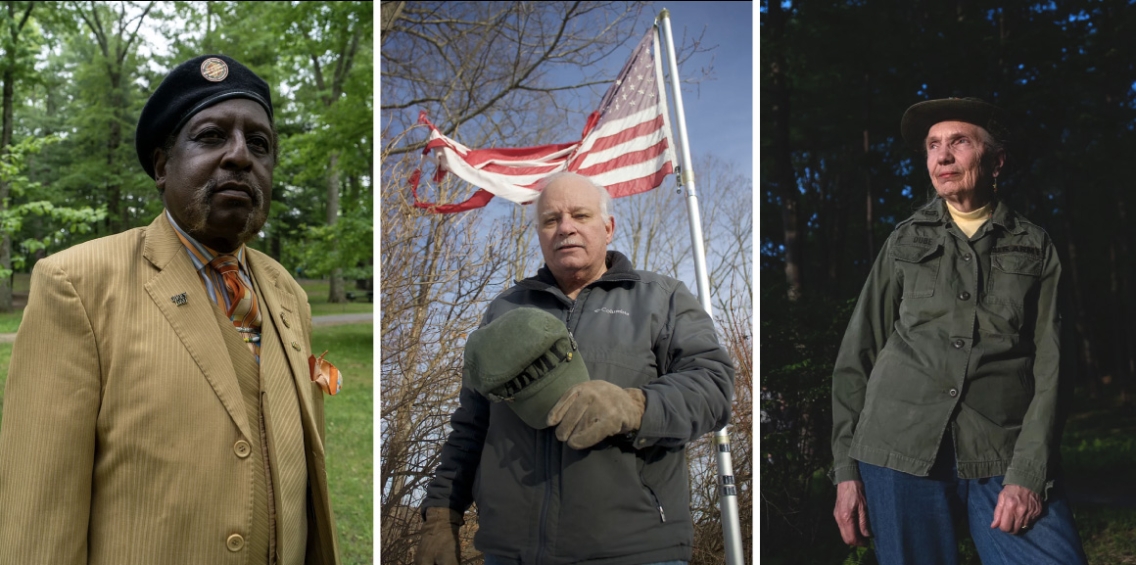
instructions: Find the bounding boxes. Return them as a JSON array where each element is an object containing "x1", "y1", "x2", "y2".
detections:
[
  {"x1": 142, "y1": 213, "x2": 252, "y2": 440},
  {"x1": 248, "y1": 254, "x2": 324, "y2": 459}
]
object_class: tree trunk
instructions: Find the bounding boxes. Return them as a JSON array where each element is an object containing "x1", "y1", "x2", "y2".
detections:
[
  {"x1": 862, "y1": 71, "x2": 875, "y2": 264},
  {"x1": 1062, "y1": 186, "x2": 1099, "y2": 397},
  {"x1": 326, "y1": 152, "x2": 346, "y2": 303},
  {"x1": 0, "y1": 10, "x2": 15, "y2": 313},
  {"x1": 106, "y1": 69, "x2": 124, "y2": 232},
  {"x1": 768, "y1": 0, "x2": 801, "y2": 301}
]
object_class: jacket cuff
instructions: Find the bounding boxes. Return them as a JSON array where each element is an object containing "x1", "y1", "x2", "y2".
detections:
[
  {"x1": 1002, "y1": 467, "x2": 1048, "y2": 500},
  {"x1": 829, "y1": 462, "x2": 861, "y2": 485}
]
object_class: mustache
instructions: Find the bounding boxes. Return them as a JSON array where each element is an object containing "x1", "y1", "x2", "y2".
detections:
[
  {"x1": 183, "y1": 175, "x2": 269, "y2": 243},
  {"x1": 201, "y1": 175, "x2": 265, "y2": 205},
  {"x1": 555, "y1": 239, "x2": 584, "y2": 249}
]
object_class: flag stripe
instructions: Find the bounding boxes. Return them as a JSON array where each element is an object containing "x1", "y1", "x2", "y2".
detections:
[
  {"x1": 587, "y1": 114, "x2": 667, "y2": 156},
  {"x1": 570, "y1": 106, "x2": 663, "y2": 160},
  {"x1": 585, "y1": 144, "x2": 673, "y2": 187},
  {"x1": 479, "y1": 161, "x2": 565, "y2": 176},
  {"x1": 604, "y1": 162, "x2": 675, "y2": 198},
  {"x1": 461, "y1": 142, "x2": 581, "y2": 163},
  {"x1": 573, "y1": 126, "x2": 669, "y2": 171},
  {"x1": 575, "y1": 137, "x2": 670, "y2": 179}
]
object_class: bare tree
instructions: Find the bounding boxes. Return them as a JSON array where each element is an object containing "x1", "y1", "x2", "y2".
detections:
[
  {"x1": 381, "y1": 1, "x2": 649, "y2": 155},
  {"x1": 379, "y1": 149, "x2": 536, "y2": 563}
]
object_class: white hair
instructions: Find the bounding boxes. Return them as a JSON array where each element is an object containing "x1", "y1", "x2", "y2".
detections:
[{"x1": 531, "y1": 172, "x2": 612, "y2": 222}]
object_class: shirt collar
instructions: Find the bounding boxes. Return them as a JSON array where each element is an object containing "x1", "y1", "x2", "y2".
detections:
[
  {"x1": 166, "y1": 210, "x2": 248, "y2": 272},
  {"x1": 914, "y1": 198, "x2": 1024, "y2": 235}
]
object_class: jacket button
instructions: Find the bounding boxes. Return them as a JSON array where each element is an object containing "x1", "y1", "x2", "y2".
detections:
[
  {"x1": 958, "y1": 291, "x2": 971, "y2": 301},
  {"x1": 963, "y1": 254, "x2": 972, "y2": 262},
  {"x1": 952, "y1": 339, "x2": 965, "y2": 349},
  {"x1": 292, "y1": 340, "x2": 301, "y2": 351},
  {"x1": 281, "y1": 312, "x2": 291, "y2": 328},
  {"x1": 949, "y1": 388, "x2": 959, "y2": 397},
  {"x1": 226, "y1": 533, "x2": 245, "y2": 552},
  {"x1": 233, "y1": 440, "x2": 251, "y2": 458}
]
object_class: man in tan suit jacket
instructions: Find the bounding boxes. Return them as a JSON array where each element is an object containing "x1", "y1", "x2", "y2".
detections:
[{"x1": 0, "y1": 55, "x2": 340, "y2": 565}]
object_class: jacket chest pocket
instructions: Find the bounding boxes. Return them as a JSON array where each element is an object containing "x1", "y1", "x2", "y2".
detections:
[
  {"x1": 892, "y1": 242, "x2": 942, "y2": 298},
  {"x1": 984, "y1": 251, "x2": 1043, "y2": 330}
]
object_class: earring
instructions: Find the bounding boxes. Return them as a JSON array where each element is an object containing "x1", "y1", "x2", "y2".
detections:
[{"x1": 992, "y1": 174, "x2": 999, "y2": 194}]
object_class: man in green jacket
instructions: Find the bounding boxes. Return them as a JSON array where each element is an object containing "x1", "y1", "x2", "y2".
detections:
[{"x1": 830, "y1": 98, "x2": 1086, "y2": 564}]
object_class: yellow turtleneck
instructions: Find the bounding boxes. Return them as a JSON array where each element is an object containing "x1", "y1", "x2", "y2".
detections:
[{"x1": 945, "y1": 200, "x2": 993, "y2": 238}]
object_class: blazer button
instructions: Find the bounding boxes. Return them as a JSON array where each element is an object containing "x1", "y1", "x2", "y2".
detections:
[
  {"x1": 949, "y1": 388, "x2": 959, "y2": 397},
  {"x1": 958, "y1": 291, "x2": 971, "y2": 301},
  {"x1": 281, "y1": 312, "x2": 292, "y2": 328},
  {"x1": 233, "y1": 440, "x2": 251, "y2": 458},
  {"x1": 963, "y1": 253, "x2": 972, "y2": 262},
  {"x1": 226, "y1": 533, "x2": 245, "y2": 552},
  {"x1": 953, "y1": 339, "x2": 965, "y2": 349},
  {"x1": 292, "y1": 340, "x2": 301, "y2": 351}
]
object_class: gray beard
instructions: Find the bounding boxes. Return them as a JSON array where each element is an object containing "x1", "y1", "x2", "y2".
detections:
[{"x1": 184, "y1": 178, "x2": 269, "y2": 245}]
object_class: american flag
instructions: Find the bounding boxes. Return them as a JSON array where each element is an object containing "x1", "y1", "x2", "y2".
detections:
[{"x1": 411, "y1": 29, "x2": 676, "y2": 213}]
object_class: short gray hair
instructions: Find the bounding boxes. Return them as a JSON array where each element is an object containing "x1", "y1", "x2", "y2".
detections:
[{"x1": 531, "y1": 172, "x2": 612, "y2": 222}]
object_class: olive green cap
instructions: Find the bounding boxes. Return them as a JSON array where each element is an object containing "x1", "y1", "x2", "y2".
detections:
[
  {"x1": 464, "y1": 308, "x2": 589, "y2": 429},
  {"x1": 901, "y1": 97, "x2": 1008, "y2": 150}
]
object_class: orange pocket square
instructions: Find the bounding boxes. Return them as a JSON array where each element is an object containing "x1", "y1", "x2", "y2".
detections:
[{"x1": 309, "y1": 350, "x2": 343, "y2": 396}]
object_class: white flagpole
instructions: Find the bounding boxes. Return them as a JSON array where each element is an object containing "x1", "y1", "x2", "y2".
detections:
[{"x1": 657, "y1": 9, "x2": 746, "y2": 565}]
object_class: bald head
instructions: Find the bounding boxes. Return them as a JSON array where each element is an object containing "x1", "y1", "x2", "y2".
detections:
[
  {"x1": 533, "y1": 173, "x2": 612, "y2": 223},
  {"x1": 534, "y1": 173, "x2": 615, "y2": 298}
]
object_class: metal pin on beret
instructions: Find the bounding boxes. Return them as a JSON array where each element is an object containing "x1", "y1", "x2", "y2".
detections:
[
  {"x1": 135, "y1": 54, "x2": 274, "y2": 179},
  {"x1": 464, "y1": 308, "x2": 590, "y2": 429},
  {"x1": 900, "y1": 97, "x2": 1009, "y2": 149}
]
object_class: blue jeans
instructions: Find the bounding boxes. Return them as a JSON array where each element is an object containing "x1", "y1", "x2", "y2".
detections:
[
  {"x1": 858, "y1": 437, "x2": 1087, "y2": 565},
  {"x1": 483, "y1": 556, "x2": 685, "y2": 565}
]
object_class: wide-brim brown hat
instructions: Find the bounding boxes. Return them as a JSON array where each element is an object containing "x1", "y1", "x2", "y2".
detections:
[{"x1": 900, "y1": 97, "x2": 1008, "y2": 149}]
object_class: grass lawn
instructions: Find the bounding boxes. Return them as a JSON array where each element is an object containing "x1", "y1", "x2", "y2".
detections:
[
  {"x1": 0, "y1": 323, "x2": 373, "y2": 564},
  {"x1": 313, "y1": 323, "x2": 374, "y2": 565},
  {"x1": 299, "y1": 279, "x2": 374, "y2": 317},
  {"x1": 1060, "y1": 392, "x2": 1136, "y2": 565},
  {"x1": 0, "y1": 311, "x2": 21, "y2": 334}
]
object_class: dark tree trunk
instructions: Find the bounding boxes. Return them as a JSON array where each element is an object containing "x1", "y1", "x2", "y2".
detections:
[{"x1": 768, "y1": 0, "x2": 801, "y2": 301}]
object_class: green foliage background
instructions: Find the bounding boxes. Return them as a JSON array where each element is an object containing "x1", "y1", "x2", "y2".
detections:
[{"x1": 0, "y1": 1, "x2": 372, "y2": 289}]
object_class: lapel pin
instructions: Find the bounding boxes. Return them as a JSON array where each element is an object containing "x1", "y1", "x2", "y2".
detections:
[{"x1": 170, "y1": 293, "x2": 188, "y2": 306}]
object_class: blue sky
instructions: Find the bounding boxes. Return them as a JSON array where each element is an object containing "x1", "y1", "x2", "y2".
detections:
[{"x1": 640, "y1": 2, "x2": 754, "y2": 173}]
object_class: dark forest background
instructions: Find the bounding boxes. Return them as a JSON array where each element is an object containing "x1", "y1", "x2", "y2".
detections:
[{"x1": 760, "y1": 1, "x2": 1136, "y2": 563}]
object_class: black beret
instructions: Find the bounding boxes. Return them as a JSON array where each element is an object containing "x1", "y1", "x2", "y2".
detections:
[
  {"x1": 135, "y1": 54, "x2": 273, "y2": 179},
  {"x1": 900, "y1": 97, "x2": 1009, "y2": 150}
]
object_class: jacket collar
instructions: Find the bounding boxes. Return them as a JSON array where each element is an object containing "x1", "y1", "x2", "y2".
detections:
[
  {"x1": 522, "y1": 250, "x2": 641, "y2": 292},
  {"x1": 912, "y1": 197, "x2": 1026, "y2": 235}
]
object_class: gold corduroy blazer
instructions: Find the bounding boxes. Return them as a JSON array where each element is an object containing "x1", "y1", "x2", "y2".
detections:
[{"x1": 0, "y1": 213, "x2": 340, "y2": 565}]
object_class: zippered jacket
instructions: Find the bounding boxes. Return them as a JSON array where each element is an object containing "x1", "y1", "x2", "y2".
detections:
[
  {"x1": 831, "y1": 199, "x2": 1063, "y2": 496},
  {"x1": 423, "y1": 251, "x2": 735, "y2": 564}
]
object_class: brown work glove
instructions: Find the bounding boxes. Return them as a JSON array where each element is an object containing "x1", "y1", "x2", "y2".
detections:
[
  {"x1": 415, "y1": 507, "x2": 463, "y2": 565},
  {"x1": 547, "y1": 380, "x2": 647, "y2": 449}
]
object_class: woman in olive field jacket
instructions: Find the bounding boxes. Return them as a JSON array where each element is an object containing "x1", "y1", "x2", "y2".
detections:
[{"x1": 830, "y1": 98, "x2": 1086, "y2": 565}]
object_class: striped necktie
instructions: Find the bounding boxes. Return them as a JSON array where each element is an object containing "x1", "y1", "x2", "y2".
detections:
[{"x1": 209, "y1": 254, "x2": 261, "y2": 332}]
